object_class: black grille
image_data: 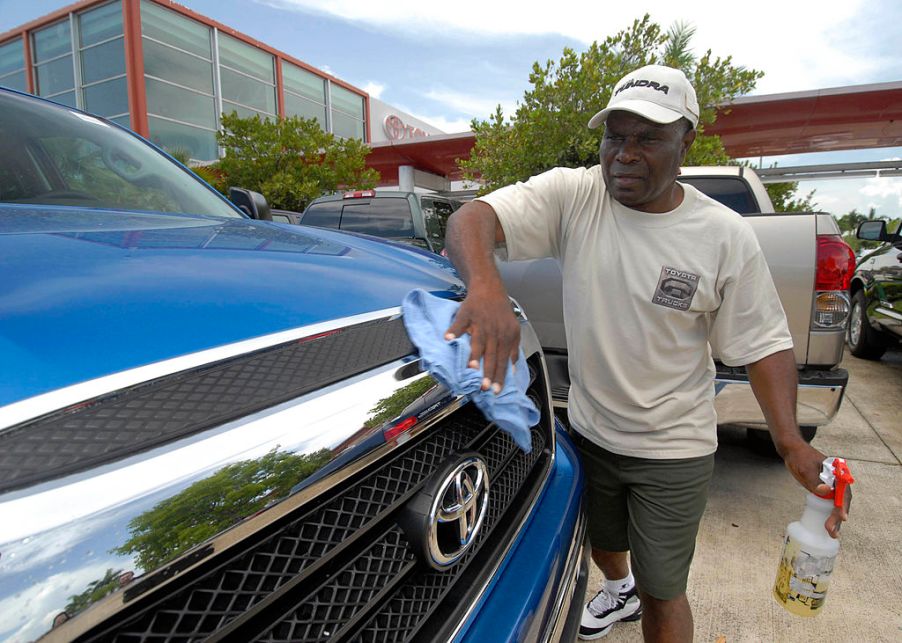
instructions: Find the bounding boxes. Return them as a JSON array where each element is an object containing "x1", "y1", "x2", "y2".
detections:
[
  {"x1": 82, "y1": 357, "x2": 552, "y2": 643},
  {"x1": 0, "y1": 317, "x2": 413, "y2": 493}
]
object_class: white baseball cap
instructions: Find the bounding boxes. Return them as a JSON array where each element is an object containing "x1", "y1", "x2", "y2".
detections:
[{"x1": 588, "y1": 65, "x2": 699, "y2": 130}]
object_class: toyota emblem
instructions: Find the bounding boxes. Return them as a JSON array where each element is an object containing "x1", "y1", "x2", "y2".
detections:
[{"x1": 399, "y1": 454, "x2": 490, "y2": 570}]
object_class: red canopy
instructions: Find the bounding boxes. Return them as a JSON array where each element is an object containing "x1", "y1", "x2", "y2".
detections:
[{"x1": 365, "y1": 82, "x2": 902, "y2": 184}]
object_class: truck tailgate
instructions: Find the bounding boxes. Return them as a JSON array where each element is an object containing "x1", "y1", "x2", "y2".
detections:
[{"x1": 742, "y1": 213, "x2": 816, "y2": 365}]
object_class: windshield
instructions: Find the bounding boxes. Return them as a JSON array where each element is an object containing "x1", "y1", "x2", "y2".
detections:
[{"x1": 0, "y1": 90, "x2": 241, "y2": 218}]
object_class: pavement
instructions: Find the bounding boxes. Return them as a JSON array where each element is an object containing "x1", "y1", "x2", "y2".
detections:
[{"x1": 581, "y1": 348, "x2": 902, "y2": 642}]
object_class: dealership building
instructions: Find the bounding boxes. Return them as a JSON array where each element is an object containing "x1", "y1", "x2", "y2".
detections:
[{"x1": 0, "y1": 0, "x2": 445, "y2": 165}]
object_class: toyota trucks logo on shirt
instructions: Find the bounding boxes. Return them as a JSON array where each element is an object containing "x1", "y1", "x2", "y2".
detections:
[{"x1": 653, "y1": 266, "x2": 700, "y2": 311}]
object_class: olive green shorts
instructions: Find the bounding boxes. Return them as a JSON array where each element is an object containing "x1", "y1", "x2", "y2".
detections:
[{"x1": 572, "y1": 432, "x2": 715, "y2": 600}]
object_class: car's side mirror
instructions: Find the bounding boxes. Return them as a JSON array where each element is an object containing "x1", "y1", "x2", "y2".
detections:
[
  {"x1": 229, "y1": 187, "x2": 272, "y2": 221},
  {"x1": 856, "y1": 220, "x2": 888, "y2": 241}
]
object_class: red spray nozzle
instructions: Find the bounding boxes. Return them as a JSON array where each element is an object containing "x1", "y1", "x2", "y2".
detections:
[{"x1": 831, "y1": 457, "x2": 855, "y2": 508}]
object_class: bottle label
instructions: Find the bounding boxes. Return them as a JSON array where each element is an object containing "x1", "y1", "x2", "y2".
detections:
[{"x1": 773, "y1": 534, "x2": 835, "y2": 617}]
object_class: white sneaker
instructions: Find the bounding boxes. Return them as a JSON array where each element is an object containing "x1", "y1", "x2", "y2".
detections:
[{"x1": 578, "y1": 584, "x2": 642, "y2": 640}]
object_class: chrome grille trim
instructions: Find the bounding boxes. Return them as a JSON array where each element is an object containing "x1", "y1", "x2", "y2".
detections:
[
  {"x1": 0, "y1": 314, "x2": 416, "y2": 493},
  {"x1": 0, "y1": 307, "x2": 402, "y2": 432}
]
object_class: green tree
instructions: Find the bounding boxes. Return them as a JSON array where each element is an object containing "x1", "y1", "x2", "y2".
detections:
[
  {"x1": 459, "y1": 15, "x2": 763, "y2": 193},
  {"x1": 215, "y1": 112, "x2": 379, "y2": 212},
  {"x1": 113, "y1": 449, "x2": 332, "y2": 571},
  {"x1": 65, "y1": 568, "x2": 124, "y2": 616},
  {"x1": 363, "y1": 377, "x2": 437, "y2": 429},
  {"x1": 764, "y1": 181, "x2": 817, "y2": 212}
]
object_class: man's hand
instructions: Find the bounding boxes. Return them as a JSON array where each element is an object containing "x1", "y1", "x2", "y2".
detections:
[
  {"x1": 445, "y1": 286, "x2": 520, "y2": 392},
  {"x1": 780, "y1": 441, "x2": 851, "y2": 538},
  {"x1": 443, "y1": 199, "x2": 517, "y2": 393},
  {"x1": 746, "y1": 349, "x2": 850, "y2": 538}
]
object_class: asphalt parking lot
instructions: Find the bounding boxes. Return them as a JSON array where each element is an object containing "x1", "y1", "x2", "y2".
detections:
[{"x1": 583, "y1": 348, "x2": 902, "y2": 642}]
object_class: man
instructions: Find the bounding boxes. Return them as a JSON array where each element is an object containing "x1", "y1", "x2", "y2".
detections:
[{"x1": 443, "y1": 65, "x2": 849, "y2": 642}]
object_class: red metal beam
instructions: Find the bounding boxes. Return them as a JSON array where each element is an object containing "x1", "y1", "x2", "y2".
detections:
[{"x1": 708, "y1": 83, "x2": 902, "y2": 157}]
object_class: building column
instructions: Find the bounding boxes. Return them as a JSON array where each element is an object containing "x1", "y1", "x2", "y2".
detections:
[
  {"x1": 398, "y1": 165, "x2": 451, "y2": 192},
  {"x1": 122, "y1": 0, "x2": 148, "y2": 137},
  {"x1": 399, "y1": 165, "x2": 415, "y2": 192}
]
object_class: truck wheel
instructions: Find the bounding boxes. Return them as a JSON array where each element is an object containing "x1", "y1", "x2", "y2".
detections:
[
  {"x1": 847, "y1": 290, "x2": 887, "y2": 360},
  {"x1": 746, "y1": 426, "x2": 816, "y2": 456}
]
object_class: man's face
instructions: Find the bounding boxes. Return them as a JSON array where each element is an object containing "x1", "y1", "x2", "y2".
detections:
[{"x1": 600, "y1": 110, "x2": 695, "y2": 213}]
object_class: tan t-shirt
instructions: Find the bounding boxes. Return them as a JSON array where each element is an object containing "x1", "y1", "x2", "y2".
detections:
[{"x1": 480, "y1": 165, "x2": 793, "y2": 458}]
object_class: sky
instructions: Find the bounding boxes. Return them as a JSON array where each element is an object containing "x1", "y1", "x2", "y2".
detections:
[{"x1": 2, "y1": 0, "x2": 902, "y2": 218}]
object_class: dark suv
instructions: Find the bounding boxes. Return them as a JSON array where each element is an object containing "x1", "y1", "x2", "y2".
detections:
[
  {"x1": 301, "y1": 191, "x2": 461, "y2": 254},
  {"x1": 848, "y1": 220, "x2": 902, "y2": 359}
]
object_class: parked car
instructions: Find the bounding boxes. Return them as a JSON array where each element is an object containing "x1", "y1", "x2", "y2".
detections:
[
  {"x1": 301, "y1": 190, "x2": 462, "y2": 254},
  {"x1": 270, "y1": 209, "x2": 303, "y2": 224},
  {"x1": 0, "y1": 88, "x2": 586, "y2": 643},
  {"x1": 848, "y1": 219, "x2": 902, "y2": 358}
]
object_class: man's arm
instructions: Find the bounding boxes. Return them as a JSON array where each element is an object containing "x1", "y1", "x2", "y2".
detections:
[
  {"x1": 444, "y1": 200, "x2": 520, "y2": 392},
  {"x1": 746, "y1": 349, "x2": 850, "y2": 537}
]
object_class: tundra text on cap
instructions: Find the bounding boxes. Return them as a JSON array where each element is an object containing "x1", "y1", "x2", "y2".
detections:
[{"x1": 588, "y1": 65, "x2": 700, "y2": 130}]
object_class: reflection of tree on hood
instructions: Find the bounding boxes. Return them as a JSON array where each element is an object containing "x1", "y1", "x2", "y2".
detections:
[
  {"x1": 363, "y1": 377, "x2": 436, "y2": 429},
  {"x1": 113, "y1": 449, "x2": 331, "y2": 572},
  {"x1": 64, "y1": 568, "x2": 124, "y2": 617}
]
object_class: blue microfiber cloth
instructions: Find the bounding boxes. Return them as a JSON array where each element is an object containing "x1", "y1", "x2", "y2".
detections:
[{"x1": 401, "y1": 288, "x2": 539, "y2": 452}]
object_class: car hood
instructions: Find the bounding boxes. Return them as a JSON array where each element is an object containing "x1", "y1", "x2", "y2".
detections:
[{"x1": 0, "y1": 206, "x2": 462, "y2": 406}]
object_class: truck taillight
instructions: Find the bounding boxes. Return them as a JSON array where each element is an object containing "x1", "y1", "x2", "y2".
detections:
[
  {"x1": 343, "y1": 190, "x2": 376, "y2": 199},
  {"x1": 815, "y1": 235, "x2": 855, "y2": 291},
  {"x1": 812, "y1": 235, "x2": 856, "y2": 330}
]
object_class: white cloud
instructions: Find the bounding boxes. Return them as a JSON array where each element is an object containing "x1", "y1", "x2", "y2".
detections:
[
  {"x1": 261, "y1": 0, "x2": 885, "y2": 94},
  {"x1": 408, "y1": 112, "x2": 472, "y2": 134},
  {"x1": 423, "y1": 88, "x2": 516, "y2": 121},
  {"x1": 861, "y1": 176, "x2": 902, "y2": 208},
  {"x1": 363, "y1": 81, "x2": 385, "y2": 98},
  {"x1": 0, "y1": 562, "x2": 111, "y2": 643}
]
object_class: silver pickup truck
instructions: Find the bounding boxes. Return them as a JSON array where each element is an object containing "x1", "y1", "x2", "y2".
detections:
[{"x1": 497, "y1": 166, "x2": 855, "y2": 441}]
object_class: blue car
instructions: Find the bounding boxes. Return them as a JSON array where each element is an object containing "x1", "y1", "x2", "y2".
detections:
[{"x1": 0, "y1": 88, "x2": 585, "y2": 643}]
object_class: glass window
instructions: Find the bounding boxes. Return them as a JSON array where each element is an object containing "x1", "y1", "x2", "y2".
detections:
[
  {"x1": 79, "y1": 1, "x2": 123, "y2": 47},
  {"x1": 421, "y1": 197, "x2": 456, "y2": 252},
  {"x1": 83, "y1": 76, "x2": 128, "y2": 117},
  {"x1": 146, "y1": 77, "x2": 216, "y2": 128},
  {"x1": 339, "y1": 198, "x2": 415, "y2": 238},
  {"x1": 142, "y1": 38, "x2": 213, "y2": 93},
  {"x1": 331, "y1": 109, "x2": 365, "y2": 140},
  {"x1": 0, "y1": 40, "x2": 26, "y2": 91},
  {"x1": 284, "y1": 93, "x2": 326, "y2": 126},
  {"x1": 300, "y1": 201, "x2": 341, "y2": 228},
  {"x1": 34, "y1": 56, "x2": 74, "y2": 96},
  {"x1": 283, "y1": 62, "x2": 325, "y2": 102},
  {"x1": 32, "y1": 21, "x2": 73, "y2": 62},
  {"x1": 222, "y1": 101, "x2": 273, "y2": 122},
  {"x1": 220, "y1": 67, "x2": 276, "y2": 114},
  {"x1": 148, "y1": 116, "x2": 219, "y2": 161},
  {"x1": 218, "y1": 34, "x2": 274, "y2": 82},
  {"x1": 80, "y1": 37, "x2": 125, "y2": 84},
  {"x1": 110, "y1": 114, "x2": 132, "y2": 128},
  {"x1": 0, "y1": 71, "x2": 26, "y2": 91},
  {"x1": 677, "y1": 177, "x2": 758, "y2": 214},
  {"x1": 0, "y1": 39, "x2": 24, "y2": 76},
  {"x1": 330, "y1": 84, "x2": 364, "y2": 119},
  {"x1": 140, "y1": 0, "x2": 211, "y2": 58},
  {"x1": 0, "y1": 90, "x2": 239, "y2": 214},
  {"x1": 45, "y1": 90, "x2": 77, "y2": 108}
]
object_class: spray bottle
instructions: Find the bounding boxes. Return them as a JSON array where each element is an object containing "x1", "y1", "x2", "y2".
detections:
[{"x1": 772, "y1": 457, "x2": 854, "y2": 617}]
